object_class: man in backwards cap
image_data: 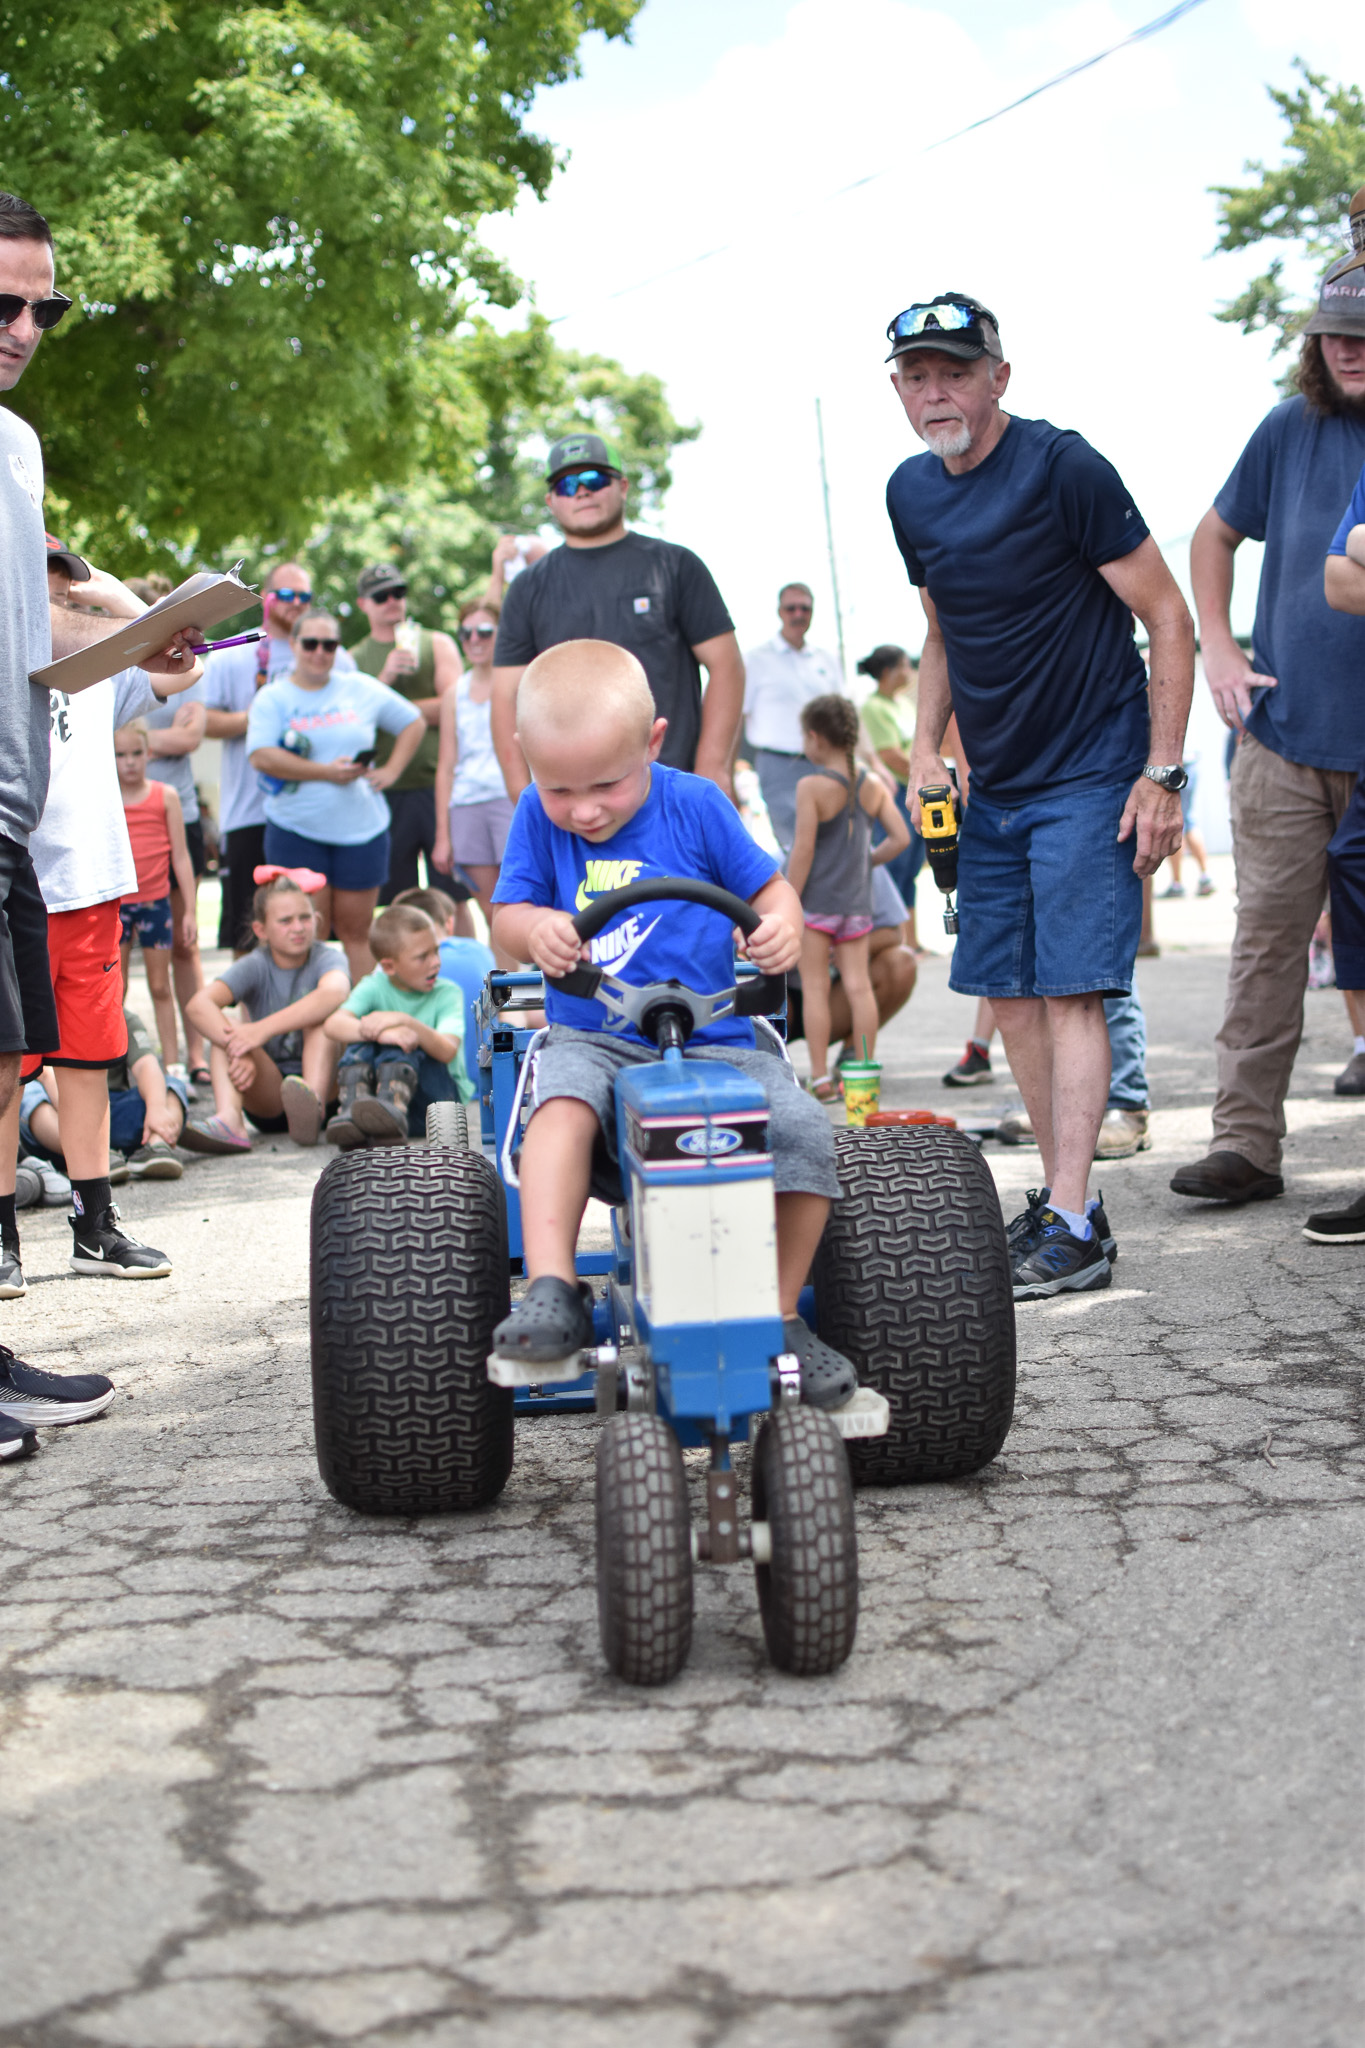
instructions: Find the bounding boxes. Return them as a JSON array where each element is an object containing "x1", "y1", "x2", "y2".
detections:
[
  {"x1": 1171, "y1": 201, "x2": 1365, "y2": 1208},
  {"x1": 888, "y1": 292, "x2": 1194, "y2": 1301},
  {"x1": 490, "y1": 431, "x2": 744, "y2": 797}
]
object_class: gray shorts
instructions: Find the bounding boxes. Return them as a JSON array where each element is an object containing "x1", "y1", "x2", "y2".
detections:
[
  {"x1": 527, "y1": 1025, "x2": 841, "y2": 1201},
  {"x1": 448, "y1": 796, "x2": 515, "y2": 868}
]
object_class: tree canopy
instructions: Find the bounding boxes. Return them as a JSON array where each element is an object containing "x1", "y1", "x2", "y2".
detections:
[
  {"x1": 1212, "y1": 63, "x2": 1365, "y2": 354},
  {"x1": 0, "y1": 0, "x2": 646, "y2": 565}
]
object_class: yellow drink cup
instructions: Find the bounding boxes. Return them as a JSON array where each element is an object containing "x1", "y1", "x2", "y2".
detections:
[{"x1": 842, "y1": 1061, "x2": 882, "y2": 1127}]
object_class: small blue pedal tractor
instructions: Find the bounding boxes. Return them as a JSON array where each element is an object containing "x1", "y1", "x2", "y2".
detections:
[{"x1": 310, "y1": 879, "x2": 1015, "y2": 1685}]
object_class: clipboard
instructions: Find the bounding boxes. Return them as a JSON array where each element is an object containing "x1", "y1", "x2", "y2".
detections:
[{"x1": 31, "y1": 565, "x2": 260, "y2": 692}]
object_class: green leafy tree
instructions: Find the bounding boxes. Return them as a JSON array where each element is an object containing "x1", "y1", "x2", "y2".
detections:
[
  {"x1": 1, "y1": 0, "x2": 641, "y2": 564},
  {"x1": 1212, "y1": 63, "x2": 1365, "y2": 355}
]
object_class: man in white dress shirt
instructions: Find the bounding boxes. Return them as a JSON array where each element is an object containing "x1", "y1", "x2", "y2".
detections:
[{"x1": 742, "y1": 583, "x2": 846, "y2": 850}]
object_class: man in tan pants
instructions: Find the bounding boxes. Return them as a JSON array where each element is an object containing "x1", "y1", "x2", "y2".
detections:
[{"x1": 1173, "y1": 229, "x2": 1365, "y2": 1204}]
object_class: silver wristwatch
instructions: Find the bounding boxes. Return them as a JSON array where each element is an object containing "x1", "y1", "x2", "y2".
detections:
[{"x1": 1142, "y1": 763, "x2": 1189, "y2": 793}]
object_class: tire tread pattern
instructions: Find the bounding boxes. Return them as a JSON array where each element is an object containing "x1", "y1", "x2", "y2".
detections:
[
  {"x1": 753, "y1": 1406, "x2": 858, "y2": 1676},
  {"x1": 596, "y1": 1415, "x2": 694, "y2": 1686},
  {"x1": 814, "y1": 1126, "x2": 1016, "y2": 1486}
]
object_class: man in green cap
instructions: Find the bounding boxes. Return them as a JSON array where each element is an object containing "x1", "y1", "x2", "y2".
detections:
[{"x1": 491, "y1": 432, "x2": 744, "y2": 796}]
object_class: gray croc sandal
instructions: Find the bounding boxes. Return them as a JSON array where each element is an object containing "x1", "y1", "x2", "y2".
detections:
[
  {"x1": 493, "y1": 1276, "x2": 596, "y2": 1364},
  {"x1": 782, "y1": 1315, "x2": 858, "y2": 1411}
]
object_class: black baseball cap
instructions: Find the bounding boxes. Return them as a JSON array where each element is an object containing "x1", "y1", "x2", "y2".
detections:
[
  {"x1": 356, "y1": 562, "x2": 405, "y2": 600},
  {"x1": 45, "y1": 532, "x2": 91, "y2": 582},
  {"x1": 545, "y1": 432, "x2": 624, "y2": 485},
  {"x1": 885, "y1": 293, "x2": 1003, "y2": 364}
]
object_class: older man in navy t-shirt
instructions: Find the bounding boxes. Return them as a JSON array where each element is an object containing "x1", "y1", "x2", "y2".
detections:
[{"x1": 888, "y1": 293, "x2": 1194, "y2": 1300}]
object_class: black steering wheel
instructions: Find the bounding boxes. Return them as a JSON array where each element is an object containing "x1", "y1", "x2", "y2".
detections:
[{"x1": 545, "y1": 876, "x2": 787, "y2": 1042}]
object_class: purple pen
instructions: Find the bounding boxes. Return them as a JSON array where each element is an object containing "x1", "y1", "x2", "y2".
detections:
[{"x1": 189, "y1": 630, "x2": 264, "y2": 656}]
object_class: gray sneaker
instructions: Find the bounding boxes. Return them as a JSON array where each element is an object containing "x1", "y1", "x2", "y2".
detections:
[
  {"x1": 1334, "y1": 1051, "x2": 1365, "y2": 1097},
  {"x1": 13, "y1": 1159, "x2": 42, "y2": 1211},
  {"x1": 126, "y1": 1144, "x2": 184, "y2": 1181},
  {"x1": 0, "y1": 1245, "x2": 27, "y2": 1299},
  {"x1": 18, "y1": 1153, "x2": 71, "y2": 1206}
]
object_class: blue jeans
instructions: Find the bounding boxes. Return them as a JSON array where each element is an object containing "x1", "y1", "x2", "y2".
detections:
[
  {"x1": 1104, "y1": 989, "x2": 1148, "y2": 1110},
  {"x1": 951, "y1": 778, "x2": 1142, "y2": 998},
  {"x1": 339, "y1": 1042, "x2": 457, "y2": 1136},
  {"x1": 1327, "y1": 775, "x2": 1365, "y2": 992}
]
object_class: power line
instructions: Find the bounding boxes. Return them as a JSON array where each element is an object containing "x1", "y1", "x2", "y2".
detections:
[{"x1": 548, "y1": 0, "x2": 1214, "y2": 325}]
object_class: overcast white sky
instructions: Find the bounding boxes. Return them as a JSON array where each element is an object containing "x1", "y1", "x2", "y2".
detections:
[{"x1": 483, "y1": 0, "x2": 1361, "y2": 668}]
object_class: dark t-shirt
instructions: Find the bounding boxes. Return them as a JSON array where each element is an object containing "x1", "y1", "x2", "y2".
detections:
[
  {"x1": 1214, "y1": 397, "x2": 1365, "y2": 773},
  {"x1": 886, "y1": 416, "x2": 1151, "y2": 803},
  {"x1": 493, "y1": 532, "x2": 733, "y2": 771}
]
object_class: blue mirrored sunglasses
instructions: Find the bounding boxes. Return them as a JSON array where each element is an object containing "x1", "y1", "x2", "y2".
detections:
[
  {"x1": 551, "y1": 468, "x2": 616, "y2": 498},
  {"x1": 270, "y1": 588, "x2": 312, "y2": 605},
  {"x1": 886, "y1": 300, "x2": 997, "y2": 345}
]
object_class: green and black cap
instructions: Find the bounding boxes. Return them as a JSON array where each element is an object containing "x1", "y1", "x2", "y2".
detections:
[{"x1": 544, "y1": 432, "x2": 625, "y2": 485}]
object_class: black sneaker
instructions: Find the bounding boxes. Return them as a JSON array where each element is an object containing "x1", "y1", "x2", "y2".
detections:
[
  {"x1": 944, "y1": 1039, "x2": 993, "y2": 1087},
  {"x1": 0, "y1": 1244, "x2": 27, "y2": 1299},
  {"x1": 0, "y1": 1345, "x2": 115, "y2": 1425},
  {"x1": 1088, "y1": 1190, "x2": 1118, "y2": 1264},
  {"x1": 68, "y1": 1206, "x2": 172, "y2": 1279},
  {"x1": 1006, "y1": 1187, "x2": 1051, "y2": 1265},
  {"x1": 1, "y1": 1409, "x2": 36, "y2": 1461},
  {"x1": 1302, "y1": 1191, "x2": 1365, "y2": 1244},
  {"x1": 1013, "y1": 1213, "x2": 1112, "y2": 1301}
]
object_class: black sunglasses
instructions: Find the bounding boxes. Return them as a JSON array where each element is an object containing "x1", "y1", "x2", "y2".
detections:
[
  {"x1": 0, "y1": 290, "x2": 73, "y2": 332},
  {"x1": 270, "y1": 587, "x2": 312, "y2": 605},
  {"x1": 551, "y1": 468, "x2": 615, "y2": 498},
  {"x1": 460, "y1": 623, "x2": 496, "y2": 640},
  {"x1": 299, "y1": 636, "x2": 340, "y2": 653},
  {"x1": 370, "y1": 583, "x2": 407, "y2": 602}
]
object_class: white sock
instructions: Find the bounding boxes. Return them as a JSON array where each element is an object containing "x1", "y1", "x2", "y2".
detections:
[
  {"x1": 1354, "y1": 1036, "x2": 1365, "y2": 1058},
  {"x1": 1050, "y1": 1203, "x2": 1093, "y2": 1242}
]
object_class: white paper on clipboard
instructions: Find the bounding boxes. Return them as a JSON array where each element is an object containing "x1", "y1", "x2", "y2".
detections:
[{"x1": 30, "y1": 566, "x2": 260, "y2": 693}]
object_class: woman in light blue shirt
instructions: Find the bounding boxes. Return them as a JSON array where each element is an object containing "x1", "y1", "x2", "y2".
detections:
[{"x1": 247, "y1": 612, "x2": 423, "y2": 980}]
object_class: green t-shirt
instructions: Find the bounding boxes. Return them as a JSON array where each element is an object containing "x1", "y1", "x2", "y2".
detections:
[
  {"x1": 343, "y1": 968, "x2": 473, "y2": 1100},
  {"x1": 860, "y1": 691, "x2": 914, "y2": 785},
  {"x1": 350, "y1": 628, "x2": 440, "y2": 791}
]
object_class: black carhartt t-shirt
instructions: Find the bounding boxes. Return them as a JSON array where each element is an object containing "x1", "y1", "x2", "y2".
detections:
[{"x1": 493, "y1": 532, "x2": 734, "y2": 770}]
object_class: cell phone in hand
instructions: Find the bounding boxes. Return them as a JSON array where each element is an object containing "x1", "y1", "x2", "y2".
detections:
[{"x1": 353, "y1": 749, "x2": 376, "y2": 768}]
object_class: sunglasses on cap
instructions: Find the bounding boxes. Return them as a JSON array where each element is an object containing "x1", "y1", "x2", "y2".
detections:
[
  {"x1": 886, "y1": 299, "x2": 999, "y2": 346},
  {"x1": 299, "y1": 635, "x2": 340, "y2": 652},
  {"x1": 460, "y1": 622, "x2": 495, "y2": 640},
  {"x1": 269, "y1": 587, "x2": 312, "y2": 605},
  {"x1": 0, "y1": 290, "x2": 73, "y2": 332},
  {"x1": 551, "y1": 468, "x2": 616, "y2": 498},
  {"x1": 370, "y1": 582, "x2": 407, "y2": 602}
]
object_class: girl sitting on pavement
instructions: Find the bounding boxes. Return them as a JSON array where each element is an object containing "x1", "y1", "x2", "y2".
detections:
[
  {"x1": 114, "y1": 720, "x2": 198, "y2": 1071},
  {"x1": 785, "y1": 694, "x2": 909, "y2": 1101},
  {"x1": 183, "y1": 875, "x2": 351, "y2": 1152},
  {"x1": 323, "y1": 905, "x2": 471, "y2": 1147}
]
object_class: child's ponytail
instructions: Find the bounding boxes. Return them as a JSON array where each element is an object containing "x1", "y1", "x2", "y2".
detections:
[{"x1": 800, "y1": 694, "x2": 862, "y2": 835}]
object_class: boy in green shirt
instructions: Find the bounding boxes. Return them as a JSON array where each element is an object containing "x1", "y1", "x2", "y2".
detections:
[{"x1": 324, "y1": 905, "x2": 472, "y2": 1146}]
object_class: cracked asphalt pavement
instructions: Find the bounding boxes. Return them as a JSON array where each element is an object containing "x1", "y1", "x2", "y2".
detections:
[{"x1": 3, "y1": 886, "x2": 1361, "y2": 2047}]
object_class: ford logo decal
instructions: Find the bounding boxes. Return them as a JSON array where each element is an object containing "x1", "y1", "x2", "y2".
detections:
[{"x1": 677, "y1": 1125, "x2": 743, "y2": 1157}]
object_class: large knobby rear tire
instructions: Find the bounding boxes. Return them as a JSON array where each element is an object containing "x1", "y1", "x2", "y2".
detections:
[
  {"x1": 752, "y1": 1406, "x2": 858, "y2": 1676},
  {"x1": 814, "y1": 1125, "x2": 1015, "y2": 1486},
  {"x1": 310, "y1": 1147, "x2": 513, "y2": 1515},
  {"x1": 596, "y1": 1414, "x2": 694, "y2": 1686}
]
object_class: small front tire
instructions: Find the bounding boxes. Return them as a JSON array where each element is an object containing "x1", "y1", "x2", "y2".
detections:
[
  {"x1": 596, "y1": 1414, "x2": 694, "y2": 1685},
  {"x1": 425, "y1": 1101, "x2": 469, "y2": 1149},
  {"x1": 752, "y1": 1406, "x2": 858, "y2": 1676}
]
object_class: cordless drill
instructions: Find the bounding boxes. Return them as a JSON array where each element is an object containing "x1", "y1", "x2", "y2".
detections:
[{"x1": 917, "y1": 784, "x2": 960, "y2": 934}]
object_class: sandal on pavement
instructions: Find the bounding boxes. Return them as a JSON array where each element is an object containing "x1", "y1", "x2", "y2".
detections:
[
  {"x1": 181, "y1": 1114, "x2": 251, "y2": 1156},
  {"x1": 492, "y1": 1276, "x2": 595, "y2": 1365},
  {"x1": 807, "y1": 1075, "x2": 840, "y2": 1103},
  {"x1": 781, "y1": 1314, "x2": 857, "y2": 1411}
]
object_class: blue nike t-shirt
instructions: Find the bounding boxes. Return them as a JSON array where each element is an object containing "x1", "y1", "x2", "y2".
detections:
[
  {"x1": 492, "y1": 765, "x2": 778, "y2": 1047},
  {"x1": 1215, "y1": 398, "x2": 1365, "y2": 773},
  {"x1": 886, "y1": 415, "x2": 1151, "y2": 803}
]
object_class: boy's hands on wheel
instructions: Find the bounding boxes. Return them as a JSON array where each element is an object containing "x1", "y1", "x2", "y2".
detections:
[
  {"x1": 526, "y1": 909, "x2": 587, "y2": 979},
  {"x1": 740, "y1": 911, "x2": 800, "y2": 976}
]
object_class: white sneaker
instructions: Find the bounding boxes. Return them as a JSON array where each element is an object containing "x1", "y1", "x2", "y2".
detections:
[{"x1": 19, "y1": 1153, "x2": 72, "y2": 1207}]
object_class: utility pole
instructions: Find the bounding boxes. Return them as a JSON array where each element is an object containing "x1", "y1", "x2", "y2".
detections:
[{"x1": 815, "y1": 397, "x2": 847, "y2": 680}]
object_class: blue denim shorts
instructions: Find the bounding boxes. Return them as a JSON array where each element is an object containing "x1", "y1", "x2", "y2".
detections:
[
  {"x1": 263, "y1": 823, "x2": 391, "y2": 893},
  {"x1": 120, "y1": 897, "x2": 173, "y2": 949},
  {"x1": 949, "y1": 778, "x2": 1142, "y2": 999}
]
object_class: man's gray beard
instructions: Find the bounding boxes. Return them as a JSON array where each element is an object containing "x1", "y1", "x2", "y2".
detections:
[{"x1": 920, "y1": 420, "x2": 973, "y2": 458}]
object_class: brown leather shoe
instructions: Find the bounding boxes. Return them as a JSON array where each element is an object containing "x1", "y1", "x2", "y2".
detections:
[{"x1": 1169, "y1": 1151, "x2": 1284, "y2": 1203}]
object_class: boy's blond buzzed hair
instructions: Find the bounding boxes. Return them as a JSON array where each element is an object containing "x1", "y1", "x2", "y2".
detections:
[
  {"x1": 392, "y1": 885, "x2": 458, "y2": 929},
  {"x1": 517, "y1": 639, "x2": 654, "y2": 748},
  {"x1": 369, "y1": 903, "x2": 435, "y2": 962}
]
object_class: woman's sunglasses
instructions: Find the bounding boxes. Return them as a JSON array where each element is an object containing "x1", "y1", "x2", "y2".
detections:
[
  {"x1": 0, "y1": 290, "x2": 73, "y2": 332},
  {"x1": 460, "y1": 623, "x2": 495, "y2": 640},
  {"x1": 551, "y1": 468, "x2": 616, "y2": 498},
  {"x1": 299, "y1": 636, "x2": 340, "y2": 653}
]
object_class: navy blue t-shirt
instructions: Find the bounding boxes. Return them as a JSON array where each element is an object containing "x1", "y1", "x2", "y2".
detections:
[
  {"x1": 1215, "y1": 398, "x2": 1365, "y2": 773},
  {"x1": 492, "y1": 765, "x2": 778, "y2": 1047},
  {"x1": 886, "y1": 415, "x2": 1151, "y2": 803}
]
